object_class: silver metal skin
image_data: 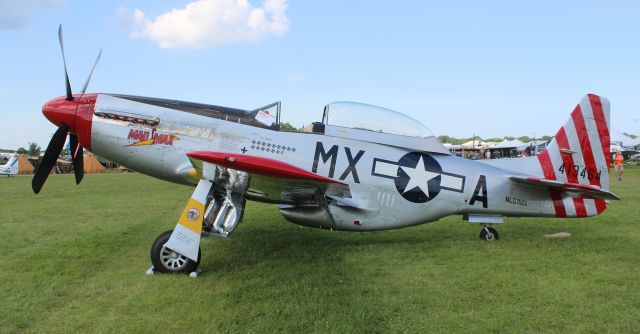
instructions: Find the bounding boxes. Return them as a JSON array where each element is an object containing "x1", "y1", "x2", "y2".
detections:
[{"x1": 89, "y1": 94, "x2": 611, "y2": 234}]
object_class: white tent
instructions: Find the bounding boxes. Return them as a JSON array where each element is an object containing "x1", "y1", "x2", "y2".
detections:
[
  {"x1": 442, "y1": 143, "x2": 462, "y2": 149},
  {"x1": 517, "y1": 141, "x2": 547, "y2": 152},
  {"x1": 611, "y1": 128, "x2": 640, "y2": 147},
  {"x1": 461, "y1": 140, "x2": 495, "y2": 149},
  {"x1": 493, "y1": 139, "x2": 523, "y2": 149}
]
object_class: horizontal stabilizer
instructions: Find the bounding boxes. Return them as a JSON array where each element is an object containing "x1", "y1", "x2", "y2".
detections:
[{"x1": 509, "y1": 176, "x2": 619, "y2": 200}]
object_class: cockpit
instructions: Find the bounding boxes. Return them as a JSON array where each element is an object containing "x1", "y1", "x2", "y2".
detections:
[
  {"x1": 321, "y1": 102, "x2": 434, "y2": 138},
  {"x1": 311, "y1": 101, "x2": 449, "y2": 155}
]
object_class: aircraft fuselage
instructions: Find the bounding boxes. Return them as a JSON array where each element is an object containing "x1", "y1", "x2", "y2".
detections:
[{"x1": 84, "y1": 94, "x2": 558, "y2": 231}]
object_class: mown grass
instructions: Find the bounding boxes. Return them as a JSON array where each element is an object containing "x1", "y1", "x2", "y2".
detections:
[{"x1": 0, "y1": 167, "x2": 639, "y2": 333}]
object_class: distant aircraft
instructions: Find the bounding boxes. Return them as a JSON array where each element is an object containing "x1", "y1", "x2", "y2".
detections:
[
  {"x1": 32, "y1": 26, "x2": 619, "y2": 274},
  {"x1": 0, "y1": 157, "x2": 18, "y2": 177}
]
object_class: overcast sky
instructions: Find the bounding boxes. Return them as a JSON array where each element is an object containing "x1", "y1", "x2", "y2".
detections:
[{"x1": 1, "y1": 1, "x2": 639, "y2": 149}]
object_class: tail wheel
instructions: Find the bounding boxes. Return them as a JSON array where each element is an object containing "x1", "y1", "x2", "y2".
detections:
[
  {"x1": 479, "y1": 226, "x2": 499, "y2": 241},
  {"x1": 150, "y1": 230, "x2": 201, "y2": 274}
]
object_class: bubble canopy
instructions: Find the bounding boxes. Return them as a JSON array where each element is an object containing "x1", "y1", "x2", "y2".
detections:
[{"x1": 322, "y1": 102, "x2": 434, "y2": 138}]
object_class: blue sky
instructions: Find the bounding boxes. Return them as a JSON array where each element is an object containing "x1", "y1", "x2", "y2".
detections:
[{"x1": 1, "y1": 1, "x2": 639, "y2": 150}]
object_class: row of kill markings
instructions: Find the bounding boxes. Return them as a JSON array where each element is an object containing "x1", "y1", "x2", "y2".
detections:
[{"x1": 251, "y1": 140, "x2": 296, "y2": 155}]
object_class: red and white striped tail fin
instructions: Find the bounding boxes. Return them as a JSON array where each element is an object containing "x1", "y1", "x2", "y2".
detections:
[{"x1": 537, "y1": 94, "x2": 611, "y2": 218}]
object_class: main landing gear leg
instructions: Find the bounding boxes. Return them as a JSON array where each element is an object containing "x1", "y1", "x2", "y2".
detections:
[
  {"x1": 148, "y1": 178, "x2": 214, "y2": 275},
  {"x1": 479, "y1": 225, "x2": 499, "y2": 241}
]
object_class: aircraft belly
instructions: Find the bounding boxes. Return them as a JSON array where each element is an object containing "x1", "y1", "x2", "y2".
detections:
[
  {"x1": 327, "y1": 183, "x2": 460, "y2": 231},
  {"x1": 328, "y1": 185, "x2": 392, "y2": 231}
]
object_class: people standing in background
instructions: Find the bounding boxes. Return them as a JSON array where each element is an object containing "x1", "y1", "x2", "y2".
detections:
[{"x1": 614, "y1": 151, "x2": 624, "y2": 181}]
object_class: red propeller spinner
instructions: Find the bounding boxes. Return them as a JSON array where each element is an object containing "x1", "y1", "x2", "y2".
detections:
[{"x1": 42, "y1": 93, "x2": 97, "y2": 150}]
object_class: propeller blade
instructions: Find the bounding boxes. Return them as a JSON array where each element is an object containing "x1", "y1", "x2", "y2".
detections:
[
  {"x1": 32, "y1": 124, "x2": 69, "y2": 194},
  {"x1": 80, "y1": 49, "x2": 102, "y2": 94},
  {"x1": 69, "y1": 133, "x2": 84, "y2": 185},
  {"x1": 58, "y1": 24, "x2": 73, "y2": 101}
]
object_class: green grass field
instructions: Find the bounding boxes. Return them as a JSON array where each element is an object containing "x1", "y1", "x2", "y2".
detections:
[{"x1": 1, "y1": 167, "x2": 639, "y2": 333}]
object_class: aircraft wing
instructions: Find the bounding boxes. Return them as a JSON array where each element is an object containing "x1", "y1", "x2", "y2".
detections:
[
  {"x1": 187, "y1": 151, "x2": 352, "y2": 205},
  {"x1": 508, "y1": 176, "x2": 620, "y2": 200}
]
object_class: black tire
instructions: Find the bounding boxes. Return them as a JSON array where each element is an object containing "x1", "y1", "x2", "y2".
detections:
[
  {"x1": 150, "y1": 230, "x2": 201, "y2": 274},
  {"x1": 479, "y1": 226, "x2": 499, "y2": 241}
]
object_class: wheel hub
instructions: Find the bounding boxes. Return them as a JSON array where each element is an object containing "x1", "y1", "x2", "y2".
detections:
[
  {"x1": 484, "y1": 228, "x2": 495, "y2": 240},
  {"x1": 160, "y1": 246, "x2": 188, "y2": 270}
]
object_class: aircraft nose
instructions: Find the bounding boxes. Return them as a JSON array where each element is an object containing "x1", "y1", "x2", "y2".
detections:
[
  {"x1": 42, "y1": 94, "x2": 97, "y2": 150},
  {"x1": 42, "y1": 96, "x2": 77, "y2": 128}
]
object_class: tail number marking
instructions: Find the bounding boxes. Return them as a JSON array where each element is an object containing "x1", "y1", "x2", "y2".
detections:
[{"x1": 557, "y1": 163, "x2": 601, "y2": 181}]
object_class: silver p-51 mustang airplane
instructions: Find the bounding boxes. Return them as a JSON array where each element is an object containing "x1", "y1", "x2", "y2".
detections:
[{"x1": 33, "y1": 26, "x2": 619, "y2": 274}]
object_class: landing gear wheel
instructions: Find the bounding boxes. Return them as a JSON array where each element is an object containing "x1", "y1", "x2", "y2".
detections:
[
  {"x1": 150, "y1": 230, "x2": 201, "y2": 274},
  {"x1": 479, "y1": 226, "x2": 499, "y2": 241}
]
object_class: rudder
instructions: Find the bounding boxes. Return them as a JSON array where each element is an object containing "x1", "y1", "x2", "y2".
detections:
[{"x1": 537, "y1": 94, "x2": 611, "y2": 217}]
